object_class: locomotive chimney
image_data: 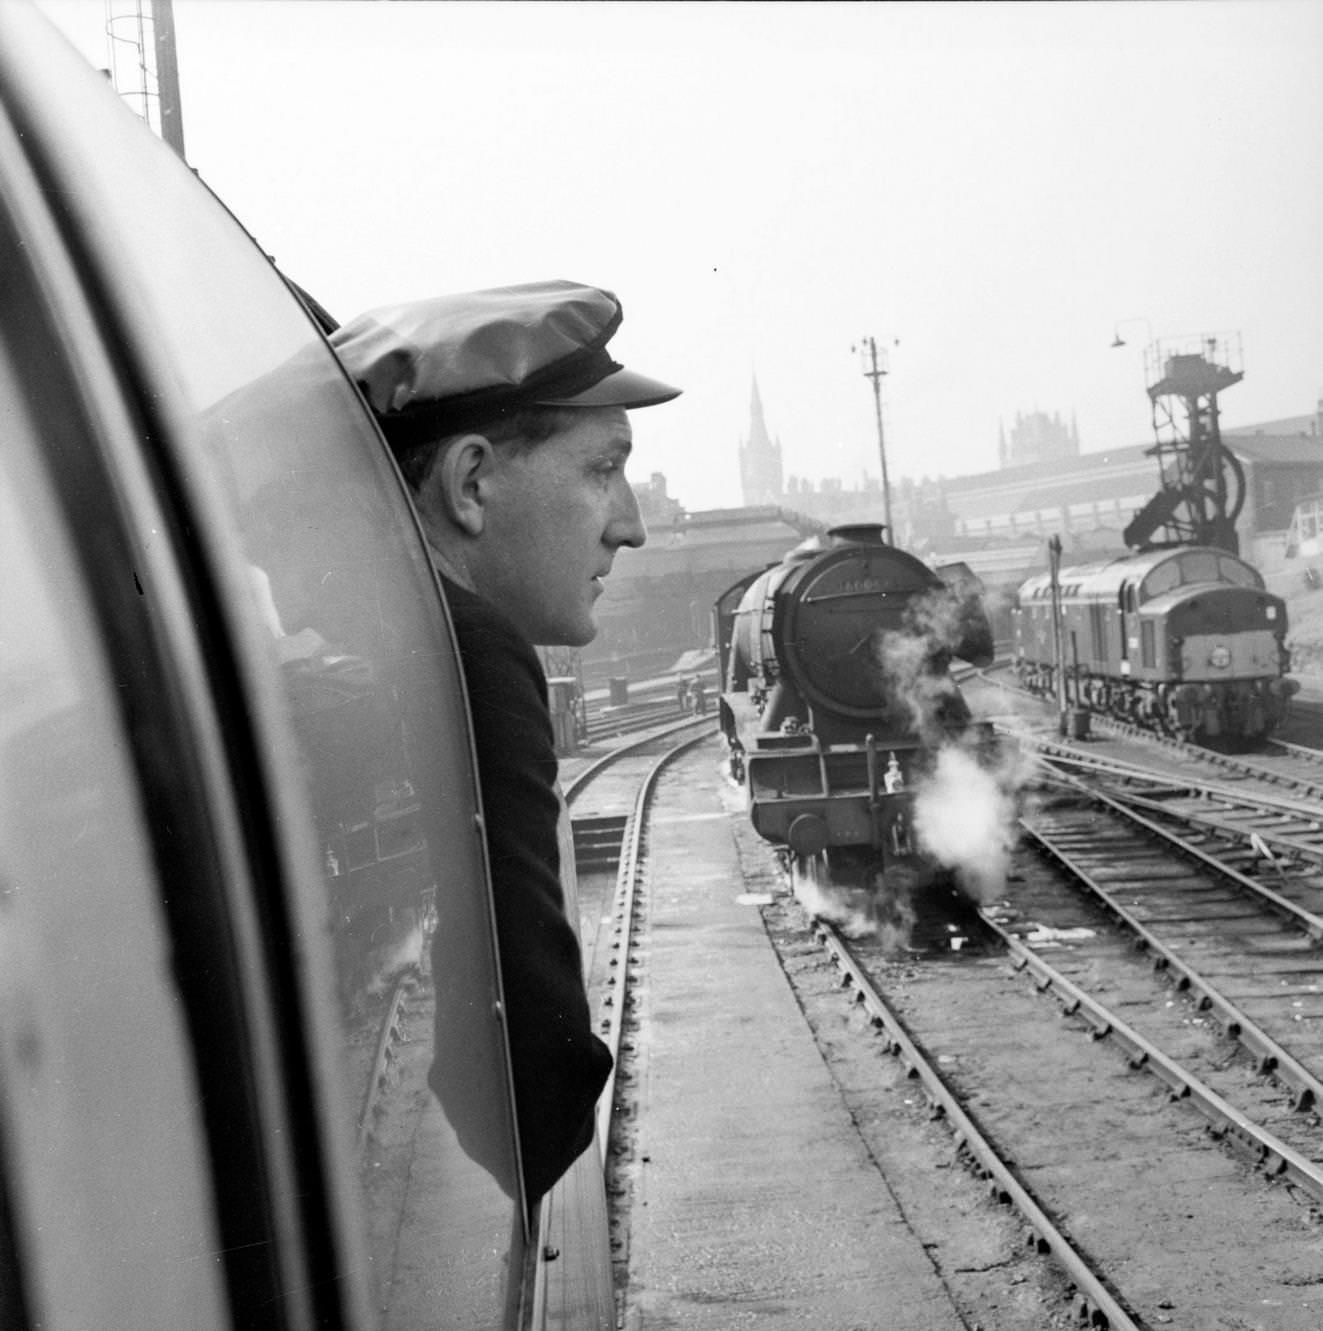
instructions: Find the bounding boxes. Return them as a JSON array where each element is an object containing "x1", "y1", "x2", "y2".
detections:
[{"x1": 826, "y1": 523, "x2": 887, "y2": 546}]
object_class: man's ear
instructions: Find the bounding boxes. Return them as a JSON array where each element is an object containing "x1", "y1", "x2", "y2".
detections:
[{"x1": 417, "y1": 434, "x2": 494, "y2": 537}]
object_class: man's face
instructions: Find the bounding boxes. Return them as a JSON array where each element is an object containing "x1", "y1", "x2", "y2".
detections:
[{"x1": 474, "y1": 406, "x2": 647, "y2": 645}]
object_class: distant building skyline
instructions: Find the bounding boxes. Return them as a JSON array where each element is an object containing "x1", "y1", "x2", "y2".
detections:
[
  {"x1": 646, "y1": 380, "x2": 1323, "y2": 576},
  {"x1": 998, "y1": 409, "x2": 1081, "y2": 468}
]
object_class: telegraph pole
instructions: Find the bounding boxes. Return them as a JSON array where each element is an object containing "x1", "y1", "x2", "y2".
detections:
[
  {"x1": 1047, "y1": 534, "x2": 1068, "y2": 734},
  {"x1": 856, "y1": 336, "x2": 895, "y2": 538},
  {"x1": 153, "y1": 0, "x2": 185, "y2": 158}
]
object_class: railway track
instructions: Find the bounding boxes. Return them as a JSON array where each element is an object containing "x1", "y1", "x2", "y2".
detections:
[
  {"x1": 972, "y1": 665, "x2": 1323, "y2": 799},
  {"x1": 562, "y1": 719, "x2": 717, "y2": 1308},
  {"x1": 346, "y1": 713, "x2": 713, "y2": 1329},
  {"x1": 1038, "y1": 748, "x2": 1323, "y2": 880},
  {"x1": 563, "y1": 724, "x2": 714, "y2": 1123},
  {"x1": 813, "y1": 893, "x2": 1323, "y2": 1329},
  {"x1": 1087, "y1": 714, "x2": 1323, "y2": 798},
  {"x1": 755, "y1": 708, "x2": 1323, "y2": 1327},
  {"x1": 1017, "y1": 755, "x2": 1323, "y2": 1100}
]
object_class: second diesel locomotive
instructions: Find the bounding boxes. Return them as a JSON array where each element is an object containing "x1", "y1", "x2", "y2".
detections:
[
  {"x1": 1013, "y1": 544, "x2": 1297, "y2": 743},
  {"x1": 716, "y1": 524, "x2": 996, "y2": 895}
]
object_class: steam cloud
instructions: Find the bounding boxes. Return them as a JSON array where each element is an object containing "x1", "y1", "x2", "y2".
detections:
[
  {"x1": 793, "y1": 867, "x2": 894, "y2": 942},
  {"x1": 911, "y1": 744, "x2": 1023, "y2": 901},
  {"x1": 790, "y1": 582, "x2": 1036, "y2": 937},
  {"x1": 870, "y1": 585, "x2": 977, "y2": 746}
]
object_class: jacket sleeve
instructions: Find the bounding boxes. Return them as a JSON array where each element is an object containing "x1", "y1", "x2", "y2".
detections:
[{"x1": 436, "y1": 588, "x2": 612, "y2": 1202}]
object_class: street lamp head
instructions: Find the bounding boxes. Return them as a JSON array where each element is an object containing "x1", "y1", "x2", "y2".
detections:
[{"x1": 1111, "y1": 316, "x2": 1152, "y2": 350}]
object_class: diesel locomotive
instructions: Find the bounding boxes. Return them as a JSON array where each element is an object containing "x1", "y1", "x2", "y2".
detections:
[
  {"x1": 716, "y1": 525, "x2": 997, "y2": 897},
  {"x1": 1013, "y1": 544, "x2": 1297, "y2": 743}
]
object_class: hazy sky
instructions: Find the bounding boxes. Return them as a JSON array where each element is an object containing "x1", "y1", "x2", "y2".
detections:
[{"x1": 36, "y1": 0, "x2": 1323, "y2": 511}]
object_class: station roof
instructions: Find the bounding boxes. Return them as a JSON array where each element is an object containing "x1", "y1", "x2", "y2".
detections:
[
  {"x1": 1222, "y1": 433, "x2": 1323, "y2": 464},
  {"x1": 1225, "y1": 412, "x2": 1319, "y2": 438},
  {"x1": 943, "y1": 431, "x2": 1320, "y2": 508}
]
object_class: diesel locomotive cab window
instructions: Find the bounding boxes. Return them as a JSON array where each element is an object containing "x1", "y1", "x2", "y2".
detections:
[
  {"x1": 1144, "y1": 561, "x2": 1181, "y2": 599},
  {"x1": 1217, "y1": 555, "x2": 1261, "y2": 588},
  {"x1": 42, "y1": 53, "x2": 524, "y2": 1323},
  {"x1": 1179, "y1": 551, "x2": 1220, "y2": 585}
]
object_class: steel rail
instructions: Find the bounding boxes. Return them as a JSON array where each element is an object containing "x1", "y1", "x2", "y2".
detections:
[
  {"x1": 986, "y1": 674, "x2": 1323, "y2": 800},
  {"x1": 982, "y1": 912, "x2": 1323, "y2": 1202},
  {"x1": 1021, "y1": 816, "x2": 1323, "y2": 1112},
  {"x1": 1030, "y1": 748, "x2": 1196, "y2": 791},
  {"x1": 356, "y1": 969, "x2": 415, "y2": 1148},
  {"x1": 564, "y1": 713, "x2": 712, "y2": 803},
  {"x1": 1041, "y1": 774, "x2": 1323, "y2": 941},
  {"x1": 533, "y1": 727, "x2": 715, "y2": 1331},
  {"x1": 1265, "y1": 735, "x2": 1323, "y2": 766},
  {"x1": 813, "y1": 918, "x2": 1143, "y2": 1331},
  {"x1": 1097, "y1": 787, "x2": 1323, "y2": 867},
  {"x1": 1069, "y1": 713, "x2": 1323, "y2": 800},
  {"x1": 1029, "y1": 744, "x2": 1323, "y2": 863},
  {"x1": 594, "y1": 729, "x2": 715, "y2": 1159},
  {"x1": 585, "y1": 698, "x2": 687, "y2": 742},
  {"x1": 1028, "y1": 736, "x2": 1323, "y2": 823}
]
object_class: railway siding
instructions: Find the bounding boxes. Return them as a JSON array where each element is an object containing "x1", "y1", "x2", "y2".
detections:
[
  {"x1": 857, "y1": 918, "x2": 1323, "y2": 1329},
  {"x1": 724, "y1": 678, "x2": 1323, "y2": 1326},
  {"x1": 1020, "y1": 784, "x2": 1323, "y2": 1108}
]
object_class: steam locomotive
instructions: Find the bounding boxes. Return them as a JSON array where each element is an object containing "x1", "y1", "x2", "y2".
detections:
[
  {"x1": 1013, "y1": 545, "x2": 1297, "y2": 743},
  {"x1": 716, "y1": 525, "x2": 997, "y2": 900}
]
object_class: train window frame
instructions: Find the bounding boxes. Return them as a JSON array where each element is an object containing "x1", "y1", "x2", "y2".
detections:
[
  {"x1": 0, "y1": 89, "x2": 325, "y2": 1327},
  {"x1": 0, "y1": 9, "x2": 537, "y2": 1328},
  {"x1": 0, "y1": 258, "x2": 247, "y2": 1331},
  {"x1": 1143, "y1": 560, "x2": 1181, "y2": 599},
  {"x1": 1177, "y1": 551, "x2": 1220, "y2": 586},
  {"x1": 1215, "y1": 555, "x2": 1262, "y2": 589}
]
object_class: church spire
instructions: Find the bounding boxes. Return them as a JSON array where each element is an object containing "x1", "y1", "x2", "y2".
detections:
[
  {"x1": 740, "y1": 372, "x2": 783, "y2": 505},
  {"x1": 748, "y1": 375, "x2": 773, "y2": 453}
]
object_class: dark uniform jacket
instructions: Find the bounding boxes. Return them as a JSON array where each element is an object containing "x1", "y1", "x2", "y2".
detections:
[{"x1": 431, "y1": 576, "x2": 612, "y2": 1203}]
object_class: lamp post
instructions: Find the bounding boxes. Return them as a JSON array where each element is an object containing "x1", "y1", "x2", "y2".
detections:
[
  {"x1": 853, "y1": 336, "x2": 897, "y2": 538},
  {"x1": 1110, "y1": 317, "x2": 1155, "y2": 392}
]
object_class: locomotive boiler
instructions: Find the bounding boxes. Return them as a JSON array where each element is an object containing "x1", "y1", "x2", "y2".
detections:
[
  {"x1": 716, "y1": 524, "x2": 996, "y2": 894},
  {"x1": 1013, "y1": 544, "x2": 1297, "y2": 743}
]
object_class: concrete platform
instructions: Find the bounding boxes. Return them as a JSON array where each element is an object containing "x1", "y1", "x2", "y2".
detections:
[{"x1": 621, "y1": 754, "x2": 965, "y2": 1330}]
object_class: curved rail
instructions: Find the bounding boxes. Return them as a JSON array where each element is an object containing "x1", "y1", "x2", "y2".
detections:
[
  {"x1": 356, "y1": 970, "x2": 415, "y2": 1148},
  {"x1": 565, "y1": 714, "x2": 712, "y2": 802},
  {"x1": 594, "y1": 729, "x2": 714, "y2": 1157}
]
